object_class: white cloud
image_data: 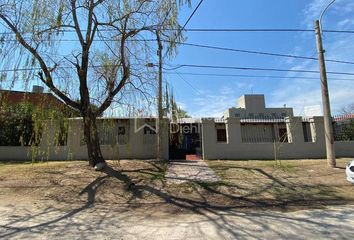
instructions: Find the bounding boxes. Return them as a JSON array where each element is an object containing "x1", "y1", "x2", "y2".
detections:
[
  {"x1": 270, "y1": 0, "x2": 354, "y2": 116},
  {"x1": 303, "y1": 0, "x2": 329, "y2": 28},
  {"x1": 175, "y1": 78, "x2": 256, "y2": 117},
  {"x1": 176, "y1": 101, "x2": 187, "y2": 110},
  {"x1": 303, "y1": 0, "x2": 354, "y2": 28},
  {"x1": 337, "y1": 18, "x2": 353, "y2": 28},
  {"x1": 189, "y1": 86, "x2": 240, "y2": 117},
  {"x1": 332, "y1": 1, "x2": 354, "y2": 14},
  {"x1": 175, "y1": 0, "x2": 354, "y2": 118}
]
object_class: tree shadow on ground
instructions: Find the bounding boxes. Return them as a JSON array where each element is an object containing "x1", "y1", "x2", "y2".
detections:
[
  {"x1": 0, "y1": 162, "x2": 351, "y2": 239},
  {"x1": 0, "y1": 174, "x2": 107, "y2": 238},
  {"x1": 104, "y1": 164, "x2": 347, "y2": 209},
  {"x1": 98, "y1": 165, "x2": 349, "y2": 238}
]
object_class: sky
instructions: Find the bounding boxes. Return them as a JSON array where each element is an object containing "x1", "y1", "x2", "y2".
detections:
[
  {"x1": 1, "y1": 0, "x2": 354, "y2": 118},
  {"x1": 165, "y1": 0, "x2": 354, "y2": 117}
]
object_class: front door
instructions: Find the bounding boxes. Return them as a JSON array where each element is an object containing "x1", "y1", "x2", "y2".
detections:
[{"x1": 169, "y1": 123, "x2": 202, "y2": 160}]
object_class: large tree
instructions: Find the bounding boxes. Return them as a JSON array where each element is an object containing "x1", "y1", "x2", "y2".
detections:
[{"x1": 0, "y1": 0, "x2": 189, "y2": 168}]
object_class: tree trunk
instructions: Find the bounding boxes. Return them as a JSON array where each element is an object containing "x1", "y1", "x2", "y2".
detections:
[{"x1": 83, "y1": 114, "x2": 105, "y2": 167}]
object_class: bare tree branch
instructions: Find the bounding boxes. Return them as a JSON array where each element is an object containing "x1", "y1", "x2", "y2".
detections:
[{"x1": 0, "y1": 13, "x2": 81, "y2": 110}]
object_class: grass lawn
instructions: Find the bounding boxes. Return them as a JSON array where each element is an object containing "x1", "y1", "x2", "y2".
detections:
[{"x1": 0, "y1": 158, "x2": 353, "y2": 211}]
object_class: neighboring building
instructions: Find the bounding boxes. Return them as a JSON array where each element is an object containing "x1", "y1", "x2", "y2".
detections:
[
  {"x1": 0, "y1": 86, "x2": 77, "y2": 147},
  {"x1": 0, "y1": 86, "x2": 70, "y2": 113},
  {"x1": 224, "y1": 94, "x2": 293, "y2": 119}
]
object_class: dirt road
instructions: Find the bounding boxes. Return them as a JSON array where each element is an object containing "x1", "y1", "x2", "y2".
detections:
[{"x1": 0, "y1": 202, "x2": 353, "y2": 239}]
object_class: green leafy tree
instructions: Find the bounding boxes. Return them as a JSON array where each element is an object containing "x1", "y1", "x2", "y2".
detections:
[
  {"x1": 342, "y1": 120, "x2": 354, "y2": 140},
  {"x1": 0, "y1": 0, "x2": 190, "y2": 167},
  {"x1": 170, "y1": 93, "x2": 190, "y2": 121},
  {"x1": 0, "y1": 101, "x2": 73, "y2": 146},
  {"x1": 335, "y1": 103, "x2": 354, "y2": 141}
]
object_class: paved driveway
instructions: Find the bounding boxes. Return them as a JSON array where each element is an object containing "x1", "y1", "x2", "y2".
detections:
[{"x1": 0, "y1": 203, "x2": 353, "y2": 239}]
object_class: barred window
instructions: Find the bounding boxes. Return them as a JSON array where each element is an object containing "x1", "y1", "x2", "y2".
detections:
[{"x1": 217, "y1": 129, "x2": 227, "y2": 142}]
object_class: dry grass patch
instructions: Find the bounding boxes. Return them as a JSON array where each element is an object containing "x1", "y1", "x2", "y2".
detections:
[
  {"x1": 1, "y1": 158, "x2": 353, "y2": 211},
  {"x1": 206, "y1": 158, "x2": 354, "y2": 207},
  {"x1": 0, "y1": 160, "x2": 167, "y2": 206}
]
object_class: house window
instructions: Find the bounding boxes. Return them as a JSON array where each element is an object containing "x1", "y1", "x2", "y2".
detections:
[
  {"x1": 118, "y1": 126, "x2": 125, "y2": 135},
  {"x1": 249, "y1": 113, "x2": 254, "y2": 118},
  {"x1": 235, "y1": 113, "x2": 240, "y2": 118},
  {"x1": 118, "y1": 126, "x2": 128, "y2": 145},
  {"x1": 97, "y1": 120, "x2": 129, "y2": 146},
  {"x1": 143, "y1": 126, "x2": 156, "y2": 144},
  {"x1": 241, "y1": 123, "x2": 276, "y2": 143},
  {"x1": 302, "y1": 122, "x2": 314, "y2": 142},
  {"x1": 278, "y1": 126, "x2": 288, "y2": 143},
  {"x1": 281, "y1": 113, "x2": 287, "y2": 117},
  {"x1": 272, "y1": 113, "x2": 277, "y2": 118},
  {"x1": 217, "y1": 129, "x2": 227, "y2": 142},
  {"x1": 56, "y1": 121, "x2": 68, "y2": 146},
  {"x1": 259, "y1": 113, "x2": 265, "y2": 118}
]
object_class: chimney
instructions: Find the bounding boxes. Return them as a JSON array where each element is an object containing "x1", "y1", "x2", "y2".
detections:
[{"x1": 32, "y1": 85, "x2": 44, "y2": 93}]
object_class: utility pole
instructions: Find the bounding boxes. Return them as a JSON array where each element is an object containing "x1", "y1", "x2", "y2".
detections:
[
  {"x1": 314, "y1": 20, "x2": 336, "y2": 168},
  {"x1": 156, "y1": 30, "x2": 163, "y2": 161}
]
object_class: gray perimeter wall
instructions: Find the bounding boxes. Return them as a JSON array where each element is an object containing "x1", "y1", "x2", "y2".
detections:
[
  {"x1": 1, "y1": 116, "x2": 353, "y2": 161},
  {"x1": 201, "y1": 117, "x2": 354, "y2": 160},
  {"x1": 0, "y1": 118, "x2": 169, "y2": 161}
]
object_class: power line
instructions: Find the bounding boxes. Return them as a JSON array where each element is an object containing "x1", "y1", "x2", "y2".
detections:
[
  {"x1": 163, "y1": 64, "x2": 354, "y2": 76},
  {"x1": 184, "y1": 28, "x2": 314, "y2": 32},
  {"x1": 0, "y1": 67, "x2": 42, "y2": 72},
  {"x1": 0, "y1": 64, "x2": 145, "y2": 73},
  {"x1": 165, "y1": 40, "x2": 354, "y2": 65},
  {"x1": 173, "y1": 71, "x2": 205, "y2": 96},
  {"x1": 0, "y1": 28, "x2": 313, "y2": 35},
  {"x1": 324, "y1": 29, "x2": 354, "y2": 34},
  {"x1": 2, "y1": 28, "x2": 354, "y2": 35},
  {"x1": 181, "y1": 0, "x2": 204, "y2": 31},
  {"x1": 181, "y1": 29, "x2": 353, "y2": 33},
  {"x1": 162, "y1": 0, "x2": 204, "y2": 60},
  {"x1": 164, "y1": 71, "x2": 354, "y2": 81},
  {"x1": 2, "y1": 62, "x2": 354, "y2": 77},
  {"x1": 3, "y1": 37, "x2": 354, "y2": 65}
]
